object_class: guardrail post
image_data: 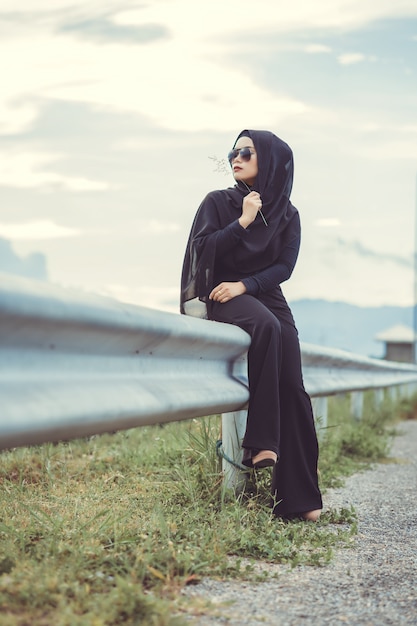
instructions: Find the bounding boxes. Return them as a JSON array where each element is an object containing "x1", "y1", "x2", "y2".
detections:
[
  {"x1": 221, "y1": 410, "x2": 247, "y2": 491},
  {"x1": 399, "y1": 384, "x2": 412, "y2": 399},
  {"x1": 389, "y1": 386, "x2": 398, "y2": 403},
  {"x1": 311, "y1": 396, "x2": 328, "y2": 438},
  {"x1": 373, "y1": 388, "x2": 385, "y2": 409},
  {"x1": 350, "y1": 391, "x2": 364, "y2": 420},
  {"x1": 407, "y1": 382, "x2": 417, "y2": 397}
]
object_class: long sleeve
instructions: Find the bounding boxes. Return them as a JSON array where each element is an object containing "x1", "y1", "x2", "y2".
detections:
[
  {"x1": 241, "y1": 235, "x2": 300, "y2": 295},
  {"x1": 194, "y1": 219, "x2": 249, "y2": 257},
  {"x1": 181, "y1": 191, "x2": 246, "y2": 311},
  {"x1": 181, "y1": 186, "x2": 301, "y2": 315}
]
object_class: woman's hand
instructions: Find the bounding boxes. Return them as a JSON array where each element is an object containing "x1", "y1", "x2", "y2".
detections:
[
  {"x1": 239, "y1": 191, "x2": 262, "y2": 229},
  {"x1": 209, "y1": 281, "x2": 247, "y2": 303}
]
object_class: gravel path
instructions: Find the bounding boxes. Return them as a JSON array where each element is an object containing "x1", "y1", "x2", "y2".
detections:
[{"x1": 183, "y1": 420, "x2": 417, "y2": 625}]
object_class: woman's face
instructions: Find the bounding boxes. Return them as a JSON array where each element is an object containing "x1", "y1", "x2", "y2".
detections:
[{"x1": 229, "y1": 136, "x2": 258, "y2": 187}]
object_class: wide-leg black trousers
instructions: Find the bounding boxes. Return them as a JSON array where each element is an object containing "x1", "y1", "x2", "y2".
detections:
[{"x1": 209, "y1": 287, "x2": 322, "y2": 517}]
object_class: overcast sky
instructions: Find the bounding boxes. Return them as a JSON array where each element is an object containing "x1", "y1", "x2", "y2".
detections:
[{"x1": 0, "y1": 0, "x2": 416, "y2": 312}]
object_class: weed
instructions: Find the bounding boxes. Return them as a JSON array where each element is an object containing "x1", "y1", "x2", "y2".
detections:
[
  {"x1": 0, "y1": 393, "x2": 409, "y2": 624},
  {"x1": 318, "y1": 392, "x2": 396, "y2": 488},
  {"x1": 397, "y1": 392, "x2": 417, "y2": 421}
]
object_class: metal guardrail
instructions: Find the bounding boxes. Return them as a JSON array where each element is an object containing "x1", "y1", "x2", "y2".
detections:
[
  {"x1": 0, "y1": 273, "x2": 249, "y2": 450},
  {"x1": 301, "y1": 342, "x2": 417, "y2": 396},
  {"x1": 1, "y1": 272, "x2": 417, "y2": 451}
]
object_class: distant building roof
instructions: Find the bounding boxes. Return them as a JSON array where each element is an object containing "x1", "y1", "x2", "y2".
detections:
[{"x1": 375, "y1": 324, "x2": 416, "y2": 343}]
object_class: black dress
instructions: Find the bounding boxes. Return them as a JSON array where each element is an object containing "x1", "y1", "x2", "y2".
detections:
[{"x1": 180, "y1": 129, "x2": 322, "y2": 517}]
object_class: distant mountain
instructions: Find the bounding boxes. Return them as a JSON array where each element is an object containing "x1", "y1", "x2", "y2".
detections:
[
  {"x1": 289, "y1": 298, "x2": 414, "y2": 358},
  {"x1": 0, "y1": 238, "x2": 48, "y2": 281}
]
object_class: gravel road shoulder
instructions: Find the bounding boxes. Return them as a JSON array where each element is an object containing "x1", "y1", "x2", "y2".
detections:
[{"x1": 182, "y1": 419, "x2": 417, "y2": 625}]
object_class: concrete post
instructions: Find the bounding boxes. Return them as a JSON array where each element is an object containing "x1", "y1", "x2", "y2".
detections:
[
  {"x1": 373, "y1": 388, "x2": 385, "y2": 409},
  {"x1": 389, "y1": 386, "x2": 398, "y2": 403},
  {"x1": 311, "y1": 396, "x2": 328, "y2": 439},
  {"x1": 351, "y1": 391, "x2": 364, "y2": 420},
  {"x1": 221, "y1": 409, "x2": 247, "y2": 491}
]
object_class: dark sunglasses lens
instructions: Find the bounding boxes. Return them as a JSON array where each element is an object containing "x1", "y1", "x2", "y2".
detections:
[
  {"x1": 240, "y1": 147, "x2": 252, "y2": 161},
  {"x1": 227, "y1": 147, "x2": 253, "y2": 163}
]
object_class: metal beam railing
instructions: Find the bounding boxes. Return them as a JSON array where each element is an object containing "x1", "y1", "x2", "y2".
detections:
[
  {"x1": 1, "y1": 272, "x2": 417, "y2": 454},
  {"x1": 0, "y1": 273, "x2": 249, "y2": 450}
]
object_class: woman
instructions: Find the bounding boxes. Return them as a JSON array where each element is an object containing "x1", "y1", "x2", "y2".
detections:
[{"x1": 180, "y1": 129, "x2": 322, "y2": 521}]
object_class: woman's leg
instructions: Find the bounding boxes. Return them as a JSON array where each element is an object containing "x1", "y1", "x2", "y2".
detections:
[
  {"x1": 210, "y1": 294, "x2": 282, "y2": 457},
  {"x1": 256, "y1": 291, "x2": 322, "y2": 517},
  {"x1": 210, "y1": 289, "x2": 322, "y2": 517}
]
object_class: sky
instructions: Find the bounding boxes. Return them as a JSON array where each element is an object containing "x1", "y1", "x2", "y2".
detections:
[{"x1": 0, "y1": 0, "x2": 416, "y2": 313}]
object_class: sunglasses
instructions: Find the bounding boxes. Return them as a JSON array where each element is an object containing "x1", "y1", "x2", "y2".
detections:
[{"x1": 227, "y1": 146, "x2": 255, "y2": 163}]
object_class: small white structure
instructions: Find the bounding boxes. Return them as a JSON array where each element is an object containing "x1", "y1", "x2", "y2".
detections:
[{"x1": 375, "y1": 324, "x2": 416, "y2": 363}]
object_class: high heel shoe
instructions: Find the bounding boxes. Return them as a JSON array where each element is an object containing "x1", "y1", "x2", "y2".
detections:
[{"x1": 252, "y1": 450, "x2": 277, "y2": 468}]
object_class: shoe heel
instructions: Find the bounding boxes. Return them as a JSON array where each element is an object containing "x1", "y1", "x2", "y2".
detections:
[{"x1": 252, "y1": 450, "x2": 277, "y2": 468}]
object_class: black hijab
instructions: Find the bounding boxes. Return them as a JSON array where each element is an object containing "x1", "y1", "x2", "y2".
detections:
[{"x1": 180, "y1": 130, "x2": 300, "y2": 316}]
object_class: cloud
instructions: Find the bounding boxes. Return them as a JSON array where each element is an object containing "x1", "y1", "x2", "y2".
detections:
[
  {"x1": 116, "y1": 1, "x2": 417, "y2": 36},
  {"x1": 0, "y1": 8, "x2": 310, "y2": 134},
  {"x1": 0, "y1": 0, "x2": 416, "y2": 311},
  {"x1": 58, "y1": 16, "x2": 169, "y2": 45},
  {"x1": 0, "y1": 220, "x2": 80, "y2": 241},
  {"x1": 0, "y1": 100, "x2": 39, "y2": 135},
  {"x1": 337, "y1": 52, "x2": 366, "y2": 65},
  {"x1": 0, "y1": 150, "x2": 111, "y2": 191},
  {"x1": 42, "y1": 46, "x2": 309, "y2": 133},
  {"x1": 0, "y1": 237, "x2": 48, "y2": 280},
  {"x1": 336, "y1": 237, "x2": 412, "y2": 268},
  {"x1": 145, "y1": 220, "x2": 180, "y2": 235},
  {"x1": 304, "y1": 44, "x2": 332, "y2": 54},
  {"x1": 99, "y1": 283, "x2": 179, "y2": 312},
  {"x1": 132, "y1": 220, "x2": 181, "y2": 235},
  {"x1": 345, "y1": 122, "x2": 417, "y2": 160},
  {"x1": 1, "y1": 2, "x2": 416, "y2": 136},
  {"x1": 316, "y1": 218, "x2": 341, "y2": 227}
]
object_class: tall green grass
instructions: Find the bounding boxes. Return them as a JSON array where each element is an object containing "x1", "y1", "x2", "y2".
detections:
[
  {"x1": 0, "y1": 391, "x2": 411, "y2": 625},
  {"x1": 317, "y1": 391, "x2": 398, "y2": 487}
]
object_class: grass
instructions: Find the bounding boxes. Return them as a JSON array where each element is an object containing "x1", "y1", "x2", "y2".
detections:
[
  {"x1": 317, "y1": 391, "x2": 398, "y2": 488},
  {"x1": 0, "y1": 390, "x2": 413, "y2": 625}
]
